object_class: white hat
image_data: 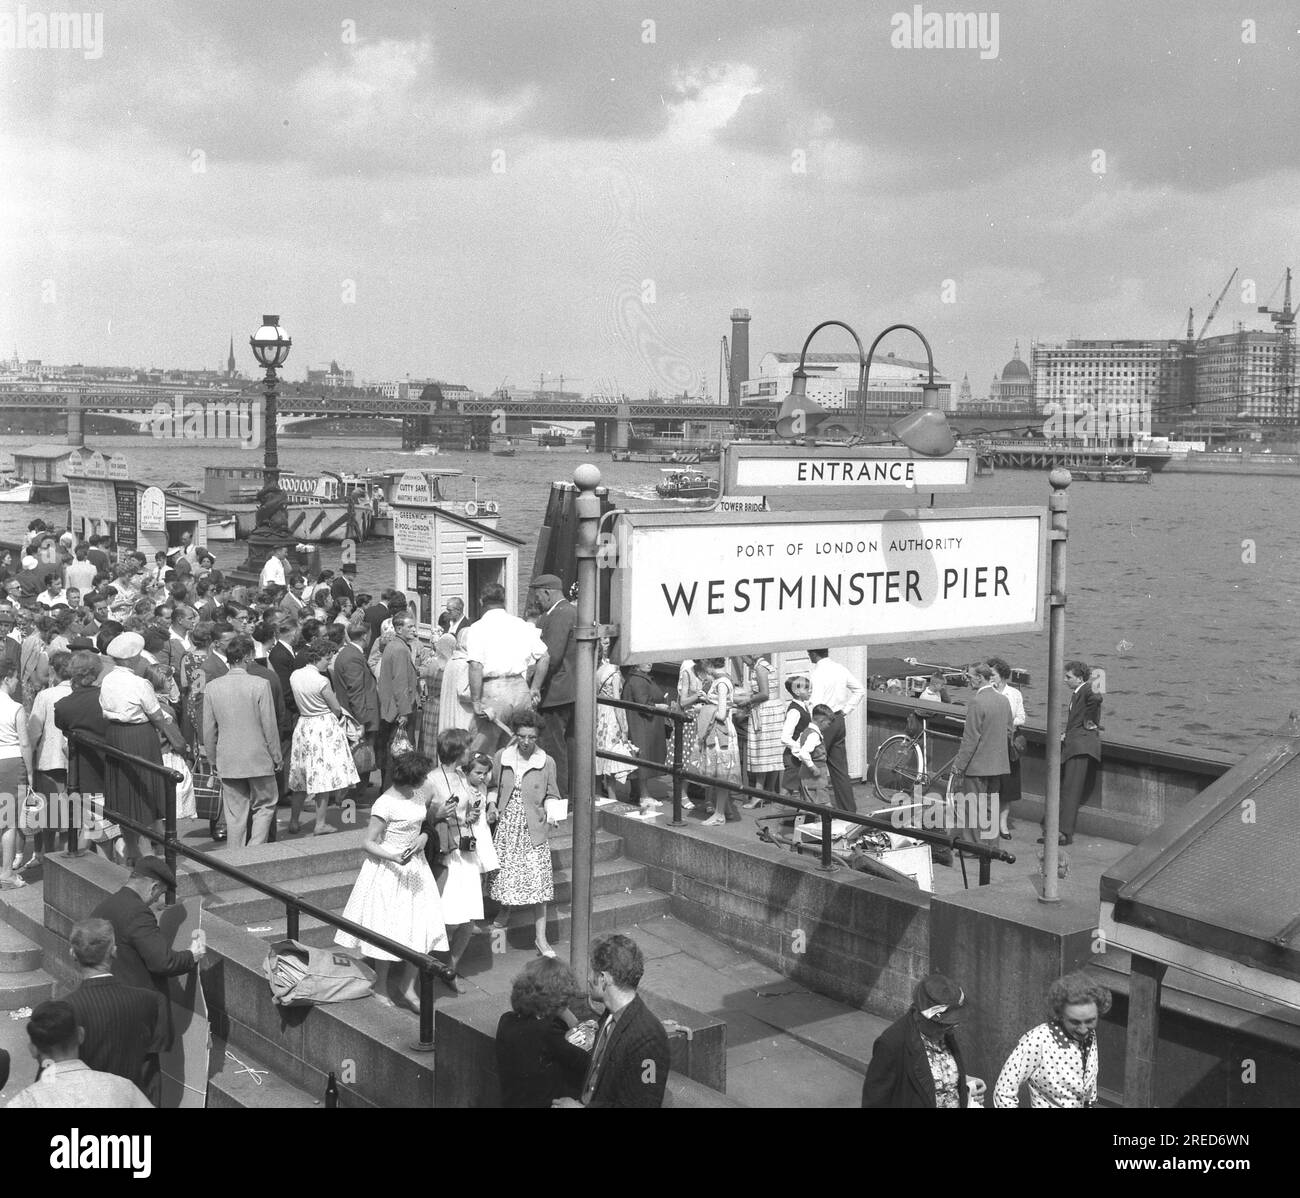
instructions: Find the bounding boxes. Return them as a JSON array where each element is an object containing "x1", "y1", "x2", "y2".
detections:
[
  {"x1": 21, "y1": 556, "x2": 37, "y2": 570},
  {"x1": 106, "y1": 632, "x2": 145, "y2": 660}
]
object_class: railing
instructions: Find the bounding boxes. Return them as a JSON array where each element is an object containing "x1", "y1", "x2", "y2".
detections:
[
  {"x1": 597, "y1": 696, "x2": 1014, "y2": 886},
  {"x1": 65, "y1": 730, "x2": 445, "y2": 1051}
]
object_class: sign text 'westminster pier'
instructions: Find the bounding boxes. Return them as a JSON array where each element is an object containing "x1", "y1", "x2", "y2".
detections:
[
  {"x1": 722, "y1": 444, "x2": 974, "y2": 497},
  {"x1": 610, "y1": 506, "x2": 1045, "y2": 663}
]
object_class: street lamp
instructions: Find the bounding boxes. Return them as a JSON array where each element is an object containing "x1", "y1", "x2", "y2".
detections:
[
  {"x1": 240, "y1": 314, "x2": 295, "y2": 579},
  {"x1": 776, "y1": 319, "x2": 955, "y2": 455}
]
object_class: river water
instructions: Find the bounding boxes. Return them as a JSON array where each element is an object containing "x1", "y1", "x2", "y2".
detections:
[{"x1": 3, "y1": 432, "x2": 1295, "y2": 757}]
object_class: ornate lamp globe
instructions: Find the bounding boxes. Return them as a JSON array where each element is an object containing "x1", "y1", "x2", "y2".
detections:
[{"x1": 250, "y1": 315, "x2": 291, "y2": 369}]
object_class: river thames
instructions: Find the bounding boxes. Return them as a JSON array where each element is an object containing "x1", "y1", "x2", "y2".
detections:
[{"x1": 3, "y1": 432, "x2": 1295, "y2": 758}]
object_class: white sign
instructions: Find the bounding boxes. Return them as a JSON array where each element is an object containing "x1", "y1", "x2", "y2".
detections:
[
  {"x1": 139, "y1": 486, "x2": 167, "y2": 532},
  {"x1": 393, "y1": 470, "x2": 432, "y2": 506},
  {"x1": 393, "y1": 509, "x2": 435, "y2": 556},
  {"x1": 64, "y1": 449, "x2": 84, "y2": 475},
  {"x1": 67, "y1": 477, "x2": 115, "y2": 523},
  {"x1": 723, "y1": 444, "x2": 973, "y2": 496},
  {"x1": 82, "y1": 450, "x2": 107, "y2": 478},
  {"x1": 717, "y1": 496, "x2": 769, "y2": 513},
  {"x1": 610, "y1": 507, "x2": 1045, "y2": 663},
  {"x1": 107, "y1": 452, "x2": 129, "y2": 480}
]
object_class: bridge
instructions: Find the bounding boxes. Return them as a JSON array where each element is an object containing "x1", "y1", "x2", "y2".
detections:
[{"x1": 0, "y1": 383, "x2": 1047, "y2": 449}]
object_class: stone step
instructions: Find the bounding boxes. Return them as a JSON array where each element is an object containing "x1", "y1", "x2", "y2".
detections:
[
  {"x1": 0, "y1": 966, "x2": 56, "y2": 1010},
  {"x1": 550, "y1": 857, "x2": 647, "y2": 905},
  {"x1": 201, "y1": 870, "x2": 360, "y2": 926},
  {"x1": 498, "y1": 887, "x2": 671, "y2": 950},
  {"x1": 206, "y1": 1038, "x2": 323, "y2": 1110},
  {"x1": 549, "y1": 829, "x2": 624, "y2": 871},
  {"x1": 173, "y1": 834, "x2": 370, "y2": 900},
  {"x1": 0, "y1": 923, "x2": 43, "y2": 974}
]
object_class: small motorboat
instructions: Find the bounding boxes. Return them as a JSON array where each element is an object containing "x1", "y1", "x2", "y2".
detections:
[
  {"x1": 492, "y1": 439, "x2": 517, "y2": 457},
  {"x1": 0, "y1": 480, "x2": 34, "y2": 504},
  {"x1": 655, "y1": 469, "x2": 720, "y2": 500}
]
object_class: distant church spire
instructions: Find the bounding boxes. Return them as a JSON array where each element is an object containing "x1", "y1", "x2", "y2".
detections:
[{"x1": 227, "y1": 333, "x2": 236, "y2": 377}]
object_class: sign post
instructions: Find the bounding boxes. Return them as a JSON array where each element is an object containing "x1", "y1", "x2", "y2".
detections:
[{"x1": 1040, "y1": 469, "x2": 1071, "y2": 902}]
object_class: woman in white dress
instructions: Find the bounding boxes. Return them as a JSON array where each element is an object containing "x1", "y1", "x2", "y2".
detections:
[
  {"x1": 438, "y1": 634, "x2": 475, "y2": 735},
  {"x1": 742, "y1": 654, "x2": 786, "y2": 806},
  {"x1": 287, "y1": 637, "x2": 359, "y2": 836},
  {"x1": 335, "y1": 750, "x2": 456, "y2": 1006},
  {"x1": 424, "y1": 729, "x2": 495, "y2": 992}
]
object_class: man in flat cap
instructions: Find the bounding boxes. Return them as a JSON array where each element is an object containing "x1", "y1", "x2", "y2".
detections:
[
  {"x1": 861, "y1": 973, "x2": 983, "y2": 1108},
  {"x1": 529, "y1": 574, "x2": 578, "y2": 799},
  {"x1": 89, "y1": 857, "x2": 206, "y2": 1074}
]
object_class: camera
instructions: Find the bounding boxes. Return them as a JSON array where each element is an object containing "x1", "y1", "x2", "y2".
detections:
[{"x1": 458, "y1": 835, "x2": 477, "y2": 853}]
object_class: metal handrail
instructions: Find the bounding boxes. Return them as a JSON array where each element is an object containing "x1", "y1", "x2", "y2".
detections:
[
  {"x1": 595, "y1": 696, "x2": 1014, "y2": 885},
  {"x1": 65, "y1": 730, "x2": 444, "y2": 1050}
]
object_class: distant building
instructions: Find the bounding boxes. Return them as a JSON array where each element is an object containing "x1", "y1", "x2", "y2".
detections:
[
  {"x1": 306, "y1": 360, "x2": 355, "y2": 389},
  {"x1": 1193, "y1": 327, "x2": 1296, "y2": 422},
  {"x1": 956, "y1": 373, "x2": 974, "y2": 407},
  {"x1": 1032, "y1": 339, "x2": 1178, "y2": 423},
  {"x1": 741, "y1": 351, "x2": 953, "y2": 412},
  {"x1": 989, "y1": 342, "x2": 1034, "y2": 407},
  {"x1": 227, "y1": 335, "x2": 237, "y2": 379}
]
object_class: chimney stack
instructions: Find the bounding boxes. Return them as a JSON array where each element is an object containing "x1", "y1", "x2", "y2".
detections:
[{"x1": 729, "y1": 308, "x2": 750, "y2": 410}]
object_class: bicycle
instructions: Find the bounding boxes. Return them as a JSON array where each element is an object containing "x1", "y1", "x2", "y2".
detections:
[{"x1": 871, "y1": 709, "x2": 964, "y2": 807}]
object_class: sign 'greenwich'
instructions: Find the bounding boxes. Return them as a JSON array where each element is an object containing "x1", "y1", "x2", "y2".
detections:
[
  {"x1": 722, "y1": 444, "x2": 974, "y2": 497},
  {"x1": 609, "y1": 506, "x2": 1045, "y2": 663}
]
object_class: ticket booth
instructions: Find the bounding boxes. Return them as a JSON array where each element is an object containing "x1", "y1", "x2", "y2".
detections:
[{"x1": 389, "y1": 471, "x2": 522, "y2": 629}]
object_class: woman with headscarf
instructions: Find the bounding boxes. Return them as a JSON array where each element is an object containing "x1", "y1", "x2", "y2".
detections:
[
  {"x1": 861, "y1": 973, "x2": 982, "y2": 1108},
  {"x1": 419, "y1": 612, "x2": 458, "y2": 750},
  {"x1": 438, "y1": 629, "x2": 475, "y2": 735}
]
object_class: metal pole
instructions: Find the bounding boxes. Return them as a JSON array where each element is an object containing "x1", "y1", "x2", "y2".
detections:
[
  {"x1": 569, "y1": 465, "x2": 603, "y2": 977},
  {"x1": 670, "y1": 718, "x2": 685, "y2": 827},
  {"x1": 1040, "y1": 468, "x2": 1071, "y2": 902},
  {"x1": 163, "y1": 778, "x2": 178, "y2": 905},
  {"x1": 263, "y1": 364, "x2": 280, "y2": 491}
]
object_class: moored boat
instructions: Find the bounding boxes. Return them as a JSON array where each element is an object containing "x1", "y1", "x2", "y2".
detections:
[
  {"x1": 1070, "y1": 466, "x2": 1151, "y2": 483},
  {"x1": 655, "y1": 468, "x2": 720, "y2": 500},
  {"x1": 0, "y1": 480, "x2": 34, "y2": 504}
]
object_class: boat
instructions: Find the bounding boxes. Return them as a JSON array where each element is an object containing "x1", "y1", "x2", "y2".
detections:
[
  {"x1": 1070, "y1": 466, "x2": 1151, "y2": 483},
  {"x1": 655, "y1": 469, "x2": 720, "y2": 500},
  {"x1": 538, "y1": 432, "x2": 567, "y2": 447},
  {"x1": 413, "y1": 446, "x2": 441, "y2": 457},
  {"x1": 361, "y1": 467, "x2": 503, "y2": 537},
  {"x1": 612, "y1": 449, "x2": 702, "y2": 465},
  {"x1": 491, "y1": 439, "x2": 518, "y2": 457},
  {"x1": 200, "y1": 467, "x2": 372, "y2": 543},
  {"x1": 0, "y1": 480, "x2": 34, "y2": 504}
]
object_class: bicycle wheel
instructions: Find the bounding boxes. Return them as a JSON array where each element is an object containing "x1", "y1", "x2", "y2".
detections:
[{"x1": 872, "y1": 735, "x2": 924, "y2": 802}]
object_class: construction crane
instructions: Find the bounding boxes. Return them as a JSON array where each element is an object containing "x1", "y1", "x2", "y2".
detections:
[
  {"x1": 1258, "y1": 267, "x2": 1296, "y2": 421},
  {"x1": 719, "y1": 335, "x2": 730, "y2": 407},
  {"x1": 1197, "y1": 267, "x2": 1238, "y2": 342},
  {"x1": 557, "y1": 372, "x2": 582, "y2": 395}
]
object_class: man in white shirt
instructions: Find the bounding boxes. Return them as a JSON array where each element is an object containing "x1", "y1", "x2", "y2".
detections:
[
  {"x1": 64, "y1": 544, "x2": 99, "y2": 594},
  {"x1": 258, "y1": 545, "x2": 289, "y2": 590},
  {"x1": 5, "y1": 1000, "x2": 153, "y2": 1109},
  {"x1": 807, "y1": 648, "x2": 866, "y2": 813},
  {"x1": 463, "y1": 583, "x2": 548, "y2": 757}
]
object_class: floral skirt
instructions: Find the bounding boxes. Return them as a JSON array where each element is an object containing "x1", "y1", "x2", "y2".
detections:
[
  {"x1": 489, "y1": 789, "x2": 554, "y2": 907},
  {"x1": 289, "y1": 713, "x2": 360, "y2": 795}
]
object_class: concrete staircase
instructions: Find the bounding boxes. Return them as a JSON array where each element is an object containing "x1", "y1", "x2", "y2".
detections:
[{"x1": 0, "y1": 920, "x2": 54, "y2": 1011}]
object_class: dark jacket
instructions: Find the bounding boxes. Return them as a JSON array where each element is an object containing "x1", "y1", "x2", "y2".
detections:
[
  {"x1": 861, "y1": 1010, "x2": 969, "y2": 1109},
  {"x1": 493, "y1": 748, "x2": 561, "y2": 848},
  {"x1": 952, "y1": 684, "x2": 1012, "y2": 778},
  {"x1": 495, "y1": 1011, "x2": 589, "y2": 1108},
  {"x1": 267, "y1": 641, "x2": 299, "y2": 718},
  {"x1": 1062, "y1": 684, "x2": 1103, "y2": 761},
  {"x1": 64, "y1": 974, "x2": 166, "y2": 1092},
  {"x1": 331, "y1": 641, "x2": 379, "y2": 731},
  {"x1": 583, "y1": 994, "x2": 671, "y2": 1109},
  {"x1": 535, "y1": 599, "x2": 577, "y2": 709},
  {"x1": 89, "y1": 886, "x2": 197, "y2": 1046},
  {"x1": 53, "y1": 685, "x2": 110, "y2": 796},
  {"x1": 246, "y1": 660, "x2": 291, "y2": 741}
]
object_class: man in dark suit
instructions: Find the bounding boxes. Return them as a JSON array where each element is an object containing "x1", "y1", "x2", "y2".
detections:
[
  {"x1": 950, "y1": 662, "x2": 1012, "y2": 847},
  {"x1": 362, "y1": 589, "x2": 397, "y2": 649},
  {"x1": 1053, "y1": 659, "x2": 1103, "y2": 845},
  {"x1": 89, "y1": 858, "x2": 206, "y2": 1049},
  {"x1": 529, "y1": 574, "x2": 578, "y2": 798},
  {"x1": 268, "y1": 617, "x2": 301, "y2": 719},
  {"x1": 246, "y1": 627, "x2": 289, "y2": 835},
  {"x1": 444, "y1": 596, "x2": 469, "y2": 640},
  {"x1": 861, "y1": 974, "x2": 976, "y2": 1108},
  {"x1": 331, "y1": 618, "x2": 379, "y2": 794},
  {"x1": 553, "y1": 933, "x2": 669, "y2": 1108},
  {"x1": 64, "y1": 917, "x2": 166, "y2": 1105}
]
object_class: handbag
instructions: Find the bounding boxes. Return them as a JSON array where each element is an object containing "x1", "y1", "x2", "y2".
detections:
[
  {"x1": 191, "y1": 749, "x2": 222, "y2": 822},
  {"x1": 264, "y1": 939, "x2": 376, "y2": 1006},
  {"x1": 339, "y1": 711, "x2": 363, "y2": 746},
  {"x1": 351, "y1": 738, "x2": 376, "y2": 776},
  {"x1": 163, "y1": 750, "x2": 197, "y2": 820}
]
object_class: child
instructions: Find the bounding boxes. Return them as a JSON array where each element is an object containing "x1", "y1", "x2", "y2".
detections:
[
  {"x1": 796, "y1": 704, "x2": 836, "y2": 807},
  {"x1": 463, "y1": 752, "x2": 500, "y2": 874}
]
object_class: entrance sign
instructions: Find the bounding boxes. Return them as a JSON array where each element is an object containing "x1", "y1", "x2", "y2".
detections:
[
  {"x1": 723, "y1": 444, "x2": 974, "y2": 497},
  {"x1": 393, "y1": 508, "x2": 435, "y2": 555},
  {"x1": 609, "y1": 506, "x2": 1045, "y2": 663},
  {"x1": 393, "y1": 470, "x2": 433, "y2": 506}
]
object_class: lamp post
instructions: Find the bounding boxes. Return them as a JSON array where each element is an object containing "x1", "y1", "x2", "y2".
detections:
[
  {"x1": 777, "y1": 319, "x2": 954, "y2": 455},
  {"x1": 240, "y1": 315, "x2": 295, "y2": 579}
]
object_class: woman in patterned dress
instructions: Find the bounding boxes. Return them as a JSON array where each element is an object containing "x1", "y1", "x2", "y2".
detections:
[
  {"x1": 594, "y1": 639, "x2": 636, "y2": 801},
  {"x1": 742, "y1": 654, "x2": 786, "y2": 807},
  {"x1": 699, "y1": 658, "x2": 742, "y2": 827},
  {"x1": 419, "y1": 613, "x2": 458, "y2": 751},
  {"x1": 335, "y1": 750, "x2": 456, "y2": 1006},
  {"x1": 287, "y1": 637, "x2": 359, "y2": 836},
  {"x1": 489, "y1": 709, "x2": 562, "y2": 958},
  {"x1": 179, "y1": 621, "x2": 215, "y2": 748}
]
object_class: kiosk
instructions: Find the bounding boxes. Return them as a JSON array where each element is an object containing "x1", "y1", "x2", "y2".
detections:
[{"x1": 388, "y1": 470, "x2": 523, "y2": 628}]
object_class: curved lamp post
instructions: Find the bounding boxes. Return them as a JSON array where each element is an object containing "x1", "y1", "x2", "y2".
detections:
[{"x1": 778, "y1": 319, "x2": 955, "y2": 455}]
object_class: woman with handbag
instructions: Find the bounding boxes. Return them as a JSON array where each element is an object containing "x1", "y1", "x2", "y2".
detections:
[
  {"x1": 0, "y1": 661, "x2": 34, "y2": 888},
  {"x1": 699, "y1": 658, "x2": 742, "y2": 827},
  {"x1": 287, "y1": 637, "x2": 359, "y2": 836},
  {"x1": 489, "y1": 710, "x2": 562, "y2": 958},
  {"x1": 594, "y1": 639, "x2": 637, "y2": 802},
  {"x1": 987, "y1": 657, "x2": 1025, "y2": 837}
]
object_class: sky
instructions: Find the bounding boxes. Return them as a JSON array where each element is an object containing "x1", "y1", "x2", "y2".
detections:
[{"x1": 2, "y1": 0, "x2": 1298, "y2": 397}]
